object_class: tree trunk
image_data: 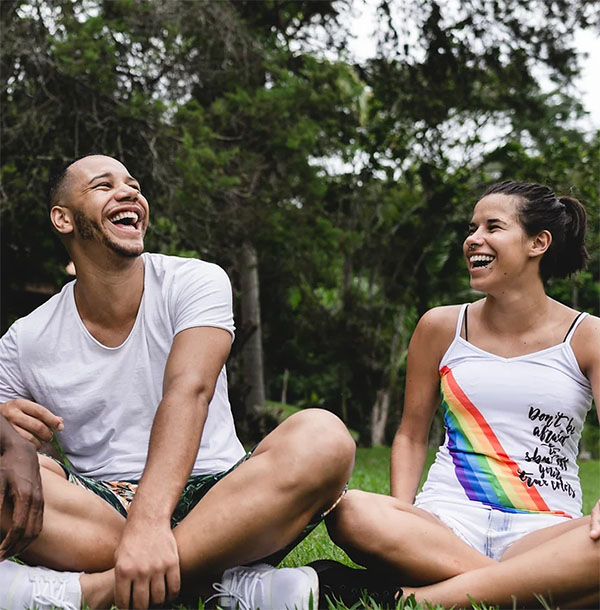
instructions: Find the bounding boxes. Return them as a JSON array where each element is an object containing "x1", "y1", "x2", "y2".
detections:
[
  {"x1": 240, "y1": 241, "x2": 266, "y2": 414},
  {"x1": 281, "y1": 368, "x2": 289, "y2": 404},
  {"x1": 370, "y1": 388, "x2": 391, "y2": 446}
]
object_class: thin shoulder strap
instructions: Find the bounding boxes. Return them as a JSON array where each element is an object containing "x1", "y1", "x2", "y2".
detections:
[
  {"x1": 563, "y1": 312, "x2": 588, "y2": 343},
  {"x1": 455, "y1": 303, "x2": 469, "y2": 340}
]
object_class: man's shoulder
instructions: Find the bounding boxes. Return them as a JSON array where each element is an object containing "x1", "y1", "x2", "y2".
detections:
[
  {"x1": 144, "y1": 253, "x2": 229, "y2": 283},
  {"x1": 5, "y1": 282, "x2": 75, "y2": 334}
]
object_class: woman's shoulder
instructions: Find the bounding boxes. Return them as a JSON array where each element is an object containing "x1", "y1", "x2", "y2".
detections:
[
  {"x1": 412, "y1": 303, "x2": 471, "y2": 350},
  {"x1": 417, "y1": 303, "x2": 470, "y2": 332},
  {"x1": 570, "y1": 311, "x2": 600, "y2": 375},
  {"x1": 407, "y1": 304, "x2": 472, "y2": 370}
]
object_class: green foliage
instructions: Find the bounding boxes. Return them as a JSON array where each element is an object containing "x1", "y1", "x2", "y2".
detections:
[{"x1": 2, "y1": 0, "x2": 598, "y2": 442}]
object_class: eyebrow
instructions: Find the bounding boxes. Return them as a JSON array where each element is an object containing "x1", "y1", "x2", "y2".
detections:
[
  {"x1": 468, "y1": 218, "x2": 508, "y2": 226},
  {"x1": 88, "y1": 172, "x2": 139, "y2": 184}
]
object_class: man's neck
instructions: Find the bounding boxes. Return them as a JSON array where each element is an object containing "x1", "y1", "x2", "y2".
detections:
[{"x1": 72, "y1": 254, "x2": 145, "y2": 347}]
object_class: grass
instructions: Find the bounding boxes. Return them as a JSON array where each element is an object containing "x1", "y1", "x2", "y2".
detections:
[
  {"x1": 273, "y1": 447, "x2": 600, "y2": 609},
  {"x1": 28, "y1": 446, "x2": 599, "y2": 610}
]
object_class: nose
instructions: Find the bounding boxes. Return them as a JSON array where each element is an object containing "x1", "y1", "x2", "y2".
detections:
[
  {"x1": 115, "y1": 183, "x2": 139, "y2": 200},
  {"x1": 465, "y1": 229, "x2": 484, "y2": 249}
]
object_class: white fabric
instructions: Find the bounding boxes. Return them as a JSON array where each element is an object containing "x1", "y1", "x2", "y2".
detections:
[
  {"x1": 417, "y1": 304, "x2": 592, "y2": 519},
  {"x1": 413, "y1": 497, "x2": 571, "y2": 560},
  {"x1": 0, "y1": 253, "x2": 245, "y2": 480}
]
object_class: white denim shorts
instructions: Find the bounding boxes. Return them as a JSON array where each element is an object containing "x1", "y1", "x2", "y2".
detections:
[{"x1": 413, "y1": 497, "x2": 573, "y2": 560}]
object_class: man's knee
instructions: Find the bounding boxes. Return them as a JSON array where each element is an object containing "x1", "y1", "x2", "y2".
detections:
[
  {"x1": 38, "y1": 454, "x2": 67, "y2": 478},
  {"x1": 286, "y1": 408, "x2": 355, "y2": 457},
  {"x1": 257, "y1": 409, "x2": 355, "y2": 501}
]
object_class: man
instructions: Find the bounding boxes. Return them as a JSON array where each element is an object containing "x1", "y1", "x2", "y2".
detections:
[{"x1": 0, "y1": 154, "x2": 356, "y2": 609}]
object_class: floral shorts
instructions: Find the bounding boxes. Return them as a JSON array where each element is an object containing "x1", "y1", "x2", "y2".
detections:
[{"x1": 57, "y1": 448, "x2": 346, "y2": 565}]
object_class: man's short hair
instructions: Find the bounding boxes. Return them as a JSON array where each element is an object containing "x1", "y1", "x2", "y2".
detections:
[{"x1": 46, "y1": 153, "x2": 103, "y2": 213}]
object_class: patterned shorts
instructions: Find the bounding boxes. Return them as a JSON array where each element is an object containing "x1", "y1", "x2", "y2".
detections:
[{"x1": 57, "y1": 448, "x2": 346, "y2": 565}]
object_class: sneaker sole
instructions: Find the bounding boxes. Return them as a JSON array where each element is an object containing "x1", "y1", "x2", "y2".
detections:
[{"x1": 309, "y1": 559, "x2": 399, "y2": 609}]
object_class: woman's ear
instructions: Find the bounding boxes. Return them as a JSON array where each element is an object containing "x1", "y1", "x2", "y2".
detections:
[
  {"x1": 50, "y1": 205, "x2": 74, "y2": 235},
  {"x1": 529, "y1": 229, "x2": 552, "y2": 258}
]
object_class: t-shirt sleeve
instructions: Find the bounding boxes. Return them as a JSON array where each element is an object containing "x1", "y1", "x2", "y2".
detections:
[
  {"x1": 171, "y1": 261, "x2": 235, "y2": 340},
  {"x1": 0, "y1": 322, "x2": 31, "y2": 402}
]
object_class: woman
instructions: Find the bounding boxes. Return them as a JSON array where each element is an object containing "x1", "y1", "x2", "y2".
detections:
[{"x1": 327, "y1": 181, "x2": 599, "y2": 608}]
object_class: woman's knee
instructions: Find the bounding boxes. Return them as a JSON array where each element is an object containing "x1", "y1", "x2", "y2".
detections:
[{"x1": 327, "y1": 490, "x2": 383, "y2": 545}]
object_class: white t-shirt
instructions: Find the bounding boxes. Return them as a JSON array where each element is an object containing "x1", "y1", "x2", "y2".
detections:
[{"x1": 0, "y1": 253, "x2": 246, "y2": 480}]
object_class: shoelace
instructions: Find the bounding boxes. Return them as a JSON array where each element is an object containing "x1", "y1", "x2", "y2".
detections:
[
  {"x1": 30, "y1": 574, "x2": 79, "y2": 610},
  {"x1": 206, "y1": 582, "x2": 251, "y2": 610},
  {"x1": 206, "y1": 568, "x2": 267, "y2": 610}
]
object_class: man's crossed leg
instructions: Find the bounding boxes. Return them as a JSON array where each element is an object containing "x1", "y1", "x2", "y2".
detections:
[{"x1": 1, "y1": 409, "x2": 355, "y2": 609}]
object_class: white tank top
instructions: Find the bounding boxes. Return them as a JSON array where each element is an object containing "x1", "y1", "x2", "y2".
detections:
[{"x1": 417, "y1": 304, "x2": 593, "y2": 518}]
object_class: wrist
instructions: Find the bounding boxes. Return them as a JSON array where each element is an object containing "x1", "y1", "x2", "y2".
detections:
[{"x1": 127, "y1": 493, "x2": 174, "y2": 525}]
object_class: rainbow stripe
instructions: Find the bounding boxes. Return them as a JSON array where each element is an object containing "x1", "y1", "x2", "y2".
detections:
[{"x1": 439, "y1": 366, "x2": 571, "y2": 517}]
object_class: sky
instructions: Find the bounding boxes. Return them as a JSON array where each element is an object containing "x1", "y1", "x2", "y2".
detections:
[
  {"x1": 573, "y1": 28, "x2": 600, "y2": 130},
  {"x1": 343, "y1": 2, "x2": 600, "y2": 131}
]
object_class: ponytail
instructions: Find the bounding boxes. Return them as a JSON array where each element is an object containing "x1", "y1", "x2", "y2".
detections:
[{"x1": 556, "y1": 196, "x2": 589, "y2": 278}]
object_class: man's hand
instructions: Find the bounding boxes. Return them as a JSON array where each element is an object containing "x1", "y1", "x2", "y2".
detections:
[
  {"x1": 590, "y1": 499, "x2": 600, "y2": 540},
  {"x1": 114, "y1": 518, "x2": 181, "y2": 609},
  {"x1": 0, "y1": 399, "x2": 63, "y2": 449},
  {"x1": 0, "y1": 416, "x2": 44, "y2": 559}
]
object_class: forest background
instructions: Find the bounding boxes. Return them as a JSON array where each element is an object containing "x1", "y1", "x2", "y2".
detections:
[{"x1": 1, "y1": 0, "x2": 599, "y2": 452}]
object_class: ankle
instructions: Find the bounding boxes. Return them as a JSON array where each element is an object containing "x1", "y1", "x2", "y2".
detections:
[{"x1": 80, "y1": 571, "x2": 114, "y2": 609}]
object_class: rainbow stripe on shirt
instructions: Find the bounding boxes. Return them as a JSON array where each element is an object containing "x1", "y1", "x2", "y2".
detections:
[{"x1": 439, "y1": 365, "x2": 571, "y2": 517}]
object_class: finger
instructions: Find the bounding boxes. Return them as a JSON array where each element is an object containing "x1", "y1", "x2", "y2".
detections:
[
  {"x1": 11, "y1": 413, "x2": 55, "y2": 443},
  {"x1": 114, "y1": 573, "x2": 133, "y2": 610},
  {"x1": 166, "y1": 564, "x2": 181, "y2": 601},
  {"x1": 0, "y1": 498, "x2": 27, "y2": 558},
  {"x1": 0, "y1": 480, "x2": 9, "y2": 560},
  {"x1": 150, "y1": 574, "x2": 166, "y2": 607},
  {"x1": 133, "y1": 578, "x2": 150, "y2": 610},
  {"x1": 590, "y1": 504, "x2": 600, "y2": 540},
  {"x1": 19, "y1": 401, "x2": 64, "y2": 431},
  {"x1": 21, "y1": 490, "x2": 44, "y2": 549},
  {"x1": 0, "y1": 526, "x2": 25, "y2": 559},
  {"x1": 11, "y1": 425, "x2": 42, "y2": 449}
]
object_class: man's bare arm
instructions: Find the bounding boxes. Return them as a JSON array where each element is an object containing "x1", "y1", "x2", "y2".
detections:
[{"x1": 113, "y1": 325, "x2": 233, "y2": 609}]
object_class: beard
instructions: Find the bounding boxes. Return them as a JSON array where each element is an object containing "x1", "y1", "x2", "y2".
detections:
[{"x1": 73, "y1": 209, "x2": 144, "y2": 258}]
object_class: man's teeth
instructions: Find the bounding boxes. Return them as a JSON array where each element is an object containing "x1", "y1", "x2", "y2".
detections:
[{"x1": 110, "y1": 211, "x2": 139, "y2": 224}]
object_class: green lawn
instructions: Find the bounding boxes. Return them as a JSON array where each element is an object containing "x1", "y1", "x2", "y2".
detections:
[
  {"x1": 61, "y1": 445, "x2": 600, "y2": 610},
  {"x1": 277, "y1": 447, "x2": 600, "y2": 609}
]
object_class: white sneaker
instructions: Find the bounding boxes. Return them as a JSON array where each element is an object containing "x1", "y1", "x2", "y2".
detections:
[
  {"x1": 210, "y1": 563, "x2": 319, "y2": 610},
  {"x1": 0, "y1": 560, "x2": 82, "y2": 610}
]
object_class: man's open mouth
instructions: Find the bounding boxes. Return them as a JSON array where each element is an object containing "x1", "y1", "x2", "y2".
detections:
[{"x1": 109, "y1": 210, "x2": 140, "y2": 231}]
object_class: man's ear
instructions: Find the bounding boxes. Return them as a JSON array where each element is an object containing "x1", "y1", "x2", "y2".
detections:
[
  {"x1": 50, "y1": 205, "x2": 74, "y2": 235},
  {"x1": 529, "y1": 229, "x2": 552, "y2": 258}
]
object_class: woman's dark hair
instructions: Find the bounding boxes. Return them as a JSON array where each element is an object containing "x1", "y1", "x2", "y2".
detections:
[{"x1": 481, "y1": 180, "x2": 589, "y2": 282}]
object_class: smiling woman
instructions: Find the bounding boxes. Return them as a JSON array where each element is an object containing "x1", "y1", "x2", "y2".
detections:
[{"x1": 324, "y1": 180, "x2": 600, "y2": 609}]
